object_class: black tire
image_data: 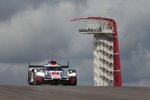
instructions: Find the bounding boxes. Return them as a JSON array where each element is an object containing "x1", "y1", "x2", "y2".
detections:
[
  {"x1": 69, "y1": 77, "x2": 77, "y2": 86},
  {"x1": 29, "y1": 82, "x2": 33, "y2": 85}
]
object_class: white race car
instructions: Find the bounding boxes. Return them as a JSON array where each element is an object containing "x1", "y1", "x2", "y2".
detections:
[{"x1": 28, "y1": 60, "x2": 77, "y2": 86}]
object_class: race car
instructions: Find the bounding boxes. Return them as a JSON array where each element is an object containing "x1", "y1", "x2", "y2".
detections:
[{"x1": 28, "y1": 60, "x2": 77, "y2": 86}]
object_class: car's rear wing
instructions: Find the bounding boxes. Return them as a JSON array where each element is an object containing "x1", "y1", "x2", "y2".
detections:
[
  {"x1": 28, "y1": 65, "x2": 44, "y2": 71},
  {"x1": 29, "y1": 65, "x2": 69, "y2": 69},
  {"x1": 29, "y1": 65, "x2": 44, "y2": 68}
]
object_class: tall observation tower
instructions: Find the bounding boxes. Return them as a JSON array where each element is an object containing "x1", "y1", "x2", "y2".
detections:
[{"x1": 71, "y1": 17, "x2": 122, "y2": 86}]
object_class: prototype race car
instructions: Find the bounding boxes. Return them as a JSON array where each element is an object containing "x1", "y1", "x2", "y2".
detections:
[{"x1": 28, "y1": 60, "x2": 77, "y2": 86}]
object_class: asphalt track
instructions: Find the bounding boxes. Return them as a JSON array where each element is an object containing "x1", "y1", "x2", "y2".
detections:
[{"x1": 0, "y1": 85, "x2": 150, "y2": 100}]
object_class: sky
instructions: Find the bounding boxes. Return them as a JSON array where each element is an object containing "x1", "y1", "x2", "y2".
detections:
[{"x1": 0, "y1": 0, "x2": 150, "y2": 86}]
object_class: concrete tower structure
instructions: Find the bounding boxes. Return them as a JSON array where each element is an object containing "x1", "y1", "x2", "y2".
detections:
[{"x1": 71, "y1": 17, "x2": 122, "y2": 86}]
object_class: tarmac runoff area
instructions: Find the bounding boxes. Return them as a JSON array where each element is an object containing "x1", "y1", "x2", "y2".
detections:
[{"x1": 0, "y1": 85, "x2": 150, "y2": 100}]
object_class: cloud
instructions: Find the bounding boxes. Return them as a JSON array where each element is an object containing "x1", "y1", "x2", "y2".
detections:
[
  {"x1": 115, "y1": 0, "x2": 150, "y2": 86},
  {"x1": 75, "y1": 59, "x2": 93, "y2": 85},
  {"x1": 0, "y1": 63, "x2": 27, "y2": 84},
  {"x1": 124, "y1": 80, "x2": 150, "y2": 87},
  {"x1": 0, "y1": 1, "x2": 74, "y2": 62},
  {"x1": 0, "y1": 0, "x2": 63, "y2": 22}
]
